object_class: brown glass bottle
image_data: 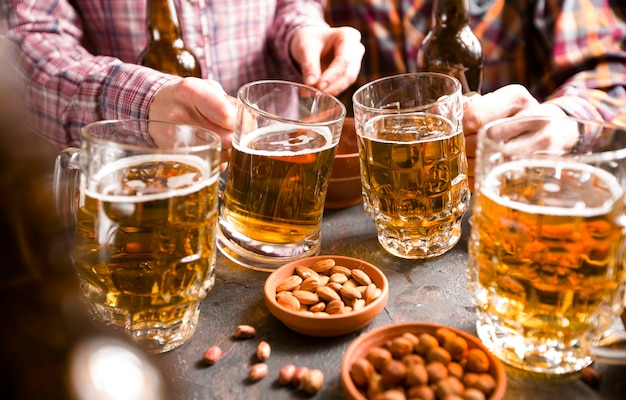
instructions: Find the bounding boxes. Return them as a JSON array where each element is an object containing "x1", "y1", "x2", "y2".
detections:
[
  {"x1": 138, "y1": 0, "x2": 202, "y2": 77},
  {"x1": 417, "y1": 0, "x2": 483, "y2": 93}
]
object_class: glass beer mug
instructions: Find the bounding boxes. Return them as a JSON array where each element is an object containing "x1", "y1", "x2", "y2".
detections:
[
  {"x1": 217, "y1": 80, "x2": 346, "y2": 271},
  {"x1": 54, "y1": 119, "x2": 222, "y2": 354},
  {"x1": 468, "y1": 116, "x2": 626, "y2": 374},
  {"x1": 352, "y1": 73, "x2": 469, "y2": 259}
]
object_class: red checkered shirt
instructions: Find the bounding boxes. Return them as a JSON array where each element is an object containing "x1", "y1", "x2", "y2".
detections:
[
  {"x1": 1, "y1": 0, "x2": 329, "y2": 148},
  {"x1": 326, "y1": 0, "x2": 626, "y2": 124}
]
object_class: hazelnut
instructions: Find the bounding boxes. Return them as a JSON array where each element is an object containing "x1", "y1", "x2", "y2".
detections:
[
  {"x1": 426, "y1": 361, "x2": 448, "y2": 383},
  {"x1": 466, "y1": 349, "x2": 490, "y2": 373},
  {"x1": 407, "y1": 385, "x2": 435, "y2": 400},
  {"x1": 416, "y1": 333, "x2": 439, "y2": 355},
  {"x1": 381, "y1": 359, "x2": 407, "y2": 386},
  {"x1": 390, "y1": 336, "x2": 415, "y2": 359},
  {"x1": 427, "y1": 346, "x2": 452, "y2": 364},
  {"x1": 444, "y1": 336, "x2": 469, "y2": 361},
  {"x1": 350, "y1": 358, "x2": 375, "y2": 387},
  {"x1": 300, "y1": 369, "x2": 324, "y2": 394},
  {"x1": 367, "y1": 346, "x2": 393, "y2": 371},
  {"x1": 405, "y1": 363, "x2": 428, "y2": 386}
]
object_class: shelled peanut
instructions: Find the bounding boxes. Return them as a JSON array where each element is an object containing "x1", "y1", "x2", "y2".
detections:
[
  {"x1": 349, "y1": 328, "x2": 498, "y2": 400},
  {"x1": 275, "y1": 258, "x2": 382, "y2": 315}
]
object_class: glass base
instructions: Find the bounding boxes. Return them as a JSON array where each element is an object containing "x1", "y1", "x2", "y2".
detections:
[
  {"x1": 217, "y1": 223, "x2": 321, "y2": 272},
  {"x1": 375, "y1": 223, "x2": 462, "y2": 259},
  {"x1": 86, "y1": 301, "x2": 200, "y2": 354},
  {"x1": 476, "y1": 314, "x2": 592, "y2": 375}
]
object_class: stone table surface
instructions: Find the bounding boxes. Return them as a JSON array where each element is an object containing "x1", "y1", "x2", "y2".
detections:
[{"x1": 155, "y1": 202, "x2": 626, "y2": 400}]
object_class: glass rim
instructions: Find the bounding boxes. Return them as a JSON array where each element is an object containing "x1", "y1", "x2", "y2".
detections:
[
  {"x1": 479, "y1": 115, "x2": 626, "y2": 163},
  {"x1": 237, "y1": 79, "x2": 346, "y2": 126},
  {"x1": 80, "y1": 119, "x2": 222, "y2": 153},
  {"x1": 352, "y1": 72, "x2": 462, "y2": 114},
  {"x1": 357, "y1": 111, "x2": 462, "y2": 143}
]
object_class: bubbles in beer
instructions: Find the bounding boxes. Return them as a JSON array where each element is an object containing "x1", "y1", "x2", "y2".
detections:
[
  {"x1": 358, "y1": 112, "x2": 469, "y2": 258},
  {"x1": 76, "y1": 154, "x2": 219, "y2": 349},
  {"x1": 220, "y1": 125, "x2": 336, "y2": 245},
  {"x1": 470, "y1": 159, "x2": 624, "y2": 368}
]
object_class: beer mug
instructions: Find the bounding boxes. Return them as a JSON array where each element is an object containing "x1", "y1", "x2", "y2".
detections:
[
  {"x1": 468, "y1": 116, "x2": 626, "y2": 374},
  {"x1": 352, "y1": 73, "x2": 469, "y2": 259},
  {"x1": 54, "y1": 119, "x2": 222, "y2": 353},
  {"x1": 218, "y1": 80, "x2": 346, "y2": 271}
]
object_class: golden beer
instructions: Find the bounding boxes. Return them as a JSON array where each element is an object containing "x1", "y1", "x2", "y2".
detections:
[
  {"x1": 219, "y1": 125, "x2": 335, "y2": 245},
  {"x1": 468, "y1": 159, "x2": 625, "y2": 372},
  {"x1": 358, "y1": 113, "x2": 470, "y2": 258},
  {"x1": 75, "y1": 154, "x2": 219, "y2": 353}
]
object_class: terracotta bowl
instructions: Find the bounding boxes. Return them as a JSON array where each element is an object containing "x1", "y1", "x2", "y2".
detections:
[
  {"x1": 264, "y1": 255, "x2": 389, "y2": 337},
  {"x1": 325, "y1": 118, "x2": 362, "y2": 209},
  {"x1": 341, "y1": 322, "x2": 507, "y2": 400}
]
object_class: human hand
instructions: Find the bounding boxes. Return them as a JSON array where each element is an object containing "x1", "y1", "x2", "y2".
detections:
[
  {"x1": 462, "y1": 84, "x2": 577, "y2": 190},
  {"x1": 148, "y1": 77, "x2": 236, "y2": 165},
  {"x1": 290, "y1": 26, "x2": 364, "y2": 96}
]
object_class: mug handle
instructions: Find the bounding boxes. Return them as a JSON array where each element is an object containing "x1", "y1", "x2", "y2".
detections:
[{"x1": 53, "y1": 148, "x2": 80, "y2": 236}]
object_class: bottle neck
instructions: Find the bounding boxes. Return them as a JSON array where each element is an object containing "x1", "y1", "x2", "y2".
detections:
[
  {"x1": 432, "y1": 0, "x2": 471, "y2": 28},
  {"x1": 146, "y1": 0, "x2": 183, "y2": 42}
]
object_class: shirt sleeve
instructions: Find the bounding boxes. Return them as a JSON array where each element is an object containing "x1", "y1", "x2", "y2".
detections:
[
  {"x1": 2, "y1": 0, "x2": 178, "y2": 149},
  {"x1": 267, "y1": 0, "x2": 330, "y2": 81},
  {"x1": 541, "y1": 1, "x2": 626, "y2": 124}
]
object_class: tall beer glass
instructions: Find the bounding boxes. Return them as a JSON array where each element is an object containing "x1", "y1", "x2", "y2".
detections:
[
  {"x1": 468, "y1": 116, "x2": 626, "y2": 374},
  {"x1": 55, "y1": 120, "x2": 222, "y2": 353},
  {"x1": 353, "y1": 73, "x2": 469, "y2": 259},
  {"x1": 218, "y1": 80, "x2": 346, "y2": 271}
]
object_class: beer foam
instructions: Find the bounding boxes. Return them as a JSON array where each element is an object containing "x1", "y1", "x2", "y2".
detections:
[
  {"x1": 235, "y1": 124, "x2": 333, "y2": 156},
  {"x1": 86, "y1": 154, "x2": 217, "y2": 202},
  {"x1": 482, "y1": 159, "x2": 624, "y2": 217},
  {"x1": 362, "y1": 113, "x2": 458, "y2": 143}
]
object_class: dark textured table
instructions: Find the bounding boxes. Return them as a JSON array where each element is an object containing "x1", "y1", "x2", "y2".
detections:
[{"x1": 155, "y1": 202, "x2": 626, "y2": 399}]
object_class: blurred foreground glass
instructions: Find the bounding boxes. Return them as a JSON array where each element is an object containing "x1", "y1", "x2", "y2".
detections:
[
  {"x1": 218, "y1": 80, "x2": 346, "y2": 271},
  {"x1": 468, "y1": 116, "x2": 626, "y2": 374},
  {"x1": 54, "y1": 119, "x2": 222, "y2": 354},
  {"x1": 352, "y1": 73, "x2": 470, "y2": 259}
]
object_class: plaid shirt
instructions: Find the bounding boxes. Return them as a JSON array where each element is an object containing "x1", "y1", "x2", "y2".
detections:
[
  {"x1": 326, "y1": 0, "x2": 626, "y2": 124},
  {"x1": 1, "y1": 0, "x2": 329, "y2": 149}
]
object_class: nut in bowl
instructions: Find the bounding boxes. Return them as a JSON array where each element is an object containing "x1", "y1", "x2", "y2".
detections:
[
  {"x1": 341, "y1": 322, "x2": 507, "y2": 400},
  {"x1": 264, "y1": 255, "x2": 389, "y2": 337},
  {"x1": 325, "y1": 118, "x2": 363, "y2": 209}
]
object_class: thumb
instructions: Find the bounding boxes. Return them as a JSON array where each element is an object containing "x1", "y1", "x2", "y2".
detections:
[
  {"x1": 300, "y1": 55, "x2": 322, "y2": 87},
  {"x1": 292, "y1": 29, "x2": 323, "y2": 87}
]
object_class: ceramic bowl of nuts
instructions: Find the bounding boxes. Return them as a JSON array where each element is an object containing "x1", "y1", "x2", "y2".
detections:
[
  {"x1": 341, "y1": 322, "x2": 507, "y2": 400},
  {"x1": 264, "y1": 255, "x2": 389, "y2": 337}
]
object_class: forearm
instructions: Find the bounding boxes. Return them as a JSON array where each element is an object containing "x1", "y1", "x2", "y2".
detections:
[
  {"x1": 3, "y1": 0, "x2": 176, "y2": 149},
  {"x1": 545, "y1": 67, "x2": 626, "y2": 124},
  {"x1": 542, "y1": 1, "x2": 626, "y2": 124}
]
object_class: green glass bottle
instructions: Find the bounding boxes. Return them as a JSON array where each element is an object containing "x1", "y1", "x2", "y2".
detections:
[
  {"x1": 138, "y1": 0, "x2": 202, "y2": 77},
  {"x1": 417, "y1": 0, "x2": 484, "y2": 93}
]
